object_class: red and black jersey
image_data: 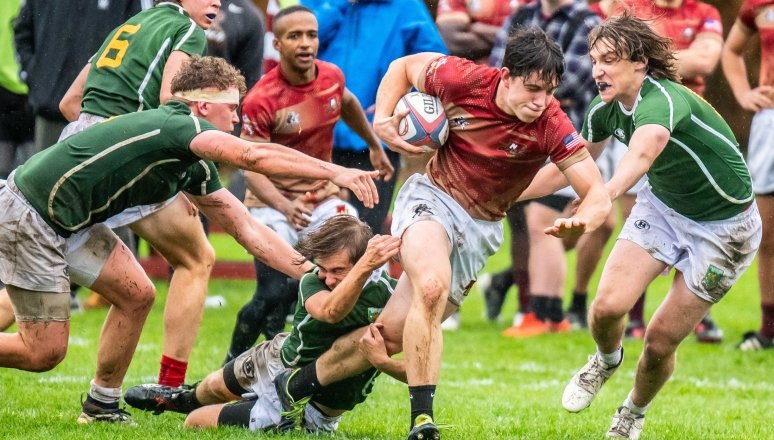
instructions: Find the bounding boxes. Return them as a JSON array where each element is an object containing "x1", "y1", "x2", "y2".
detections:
[{"x1": 420, "y1": 56, "x2": 583, "y2": 221}]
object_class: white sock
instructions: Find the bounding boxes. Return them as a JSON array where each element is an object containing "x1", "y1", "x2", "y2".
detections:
[
  {"x1": 623, "y1": 391, "x2": 649, "y2": 415},
  {"x1": 598, "y1": 346, "x2": 622, "y2": 367},
  {"x1": 89, "y1": 379, "x2": 121, "y2": 405}
]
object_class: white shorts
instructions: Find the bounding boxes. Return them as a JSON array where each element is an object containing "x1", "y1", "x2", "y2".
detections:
[
  {"x1": 249, "y1": 198, "x2": 358, "y2": 245},
  {"x1": 60, "y1": 112, "x2": 175, "y2": 225},
  {"x1": 232, "y1": 334, "x2": 341, "y2": 432},
  {"x1": 64, "y1": 223, "x2": 119, "y2": 288},
  {"x1": 391, "y1": 174, "x2": 504, "y2": 305},
  {"x1": 0, "y1": 176, "x2": 69, "y2": 293},
  {"x1": 747, "y1": 108, "x2": 774, "y2": 194},
  {"x1": 619, "y1": 186, "x2": 762, "y2": 303}
]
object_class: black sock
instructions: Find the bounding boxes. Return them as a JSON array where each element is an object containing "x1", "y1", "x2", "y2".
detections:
[
  {"x1": 409, "y1": 385, "x2": 436, "y2": 428},
  {"x1": 532, "y1": 295, "x2": 549, "y2": 321},
  {"x1": 570, "y1": 291, "x2": 587, "y2": 313},
  {"x1": 288, "y1": 362, "x2": 321, "y2": 401},
  {"x1": 547, "y1": 297, "x2": 564, "y2": 322},
  {"x1": 175, "y1": 387, "x2": 203, "y2": 413}
]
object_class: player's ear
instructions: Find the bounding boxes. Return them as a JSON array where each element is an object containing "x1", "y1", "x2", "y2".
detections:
[
  {"x1": 193, "y1": 101, "x2": 209, "y2": 117},
  {"x1": 273, "y1": 37, "x2": 280, "y2": 52},
  {"x1": 500, "y1": 67, "x2": 511, "y2": 89}
]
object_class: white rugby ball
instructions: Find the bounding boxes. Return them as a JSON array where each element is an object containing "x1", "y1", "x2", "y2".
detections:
[{"x1": 394, "y1": 91, "x2": 449, "y2": 152}]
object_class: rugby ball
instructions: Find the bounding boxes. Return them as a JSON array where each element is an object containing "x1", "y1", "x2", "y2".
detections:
[{"x1": 394, "y1": 92, "x2": 449, "y2": 152}]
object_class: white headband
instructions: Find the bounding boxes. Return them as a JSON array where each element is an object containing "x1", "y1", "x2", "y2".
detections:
[{"x1": 173, "y1": 88, "x2": 240, "y2": 105}]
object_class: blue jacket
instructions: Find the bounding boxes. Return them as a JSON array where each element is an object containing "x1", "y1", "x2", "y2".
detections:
[{"x1": 304, "y1": 0, "x2": 447, "y2": 151}]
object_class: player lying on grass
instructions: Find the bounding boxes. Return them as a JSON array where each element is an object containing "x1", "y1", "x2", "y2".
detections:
[
  {"x1": 0, "y1": 55, "x2": 379, "y2": 425},
  {"x1": 124, "y1": 215, "x2": 403, "y2": 433}
]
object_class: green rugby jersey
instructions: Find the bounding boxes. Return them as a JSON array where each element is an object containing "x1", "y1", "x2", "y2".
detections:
[
  {"x1": 82, "y1": 3, "x2": 207, "y2": 117},
  {"x1": 582, "y1": 76, "x2": 753, "y2": 221},
  {"x1": 281, "y1": 267, "x2": 396, "y2": 367},
  {"x1": 14, "y1": 100, "x2": 221, "y2": 237}
]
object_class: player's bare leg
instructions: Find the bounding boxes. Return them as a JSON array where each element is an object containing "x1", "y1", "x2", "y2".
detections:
[
  {"x1": 563, "y1": 240, "x2": 664, "y2": 414},
  {"x1": 630, "y1": 271, "x2": 711, "y2": 407},
  {"x1": 589, "y1": 240, "x2": 664, "y2": 353},
  {"x1": 504, "y1": 203, "x2": 566, "y2": 337},
  {"x1": 0, "y1": 288, "x2": 15, "y2": 331},
  {"x1": 0, "y1": 287, "x2": 69, "y2": 371},
  {"x1": 130, "y1": 195, "x2": 215, "y2": 385},
  {"x1": 90, "y1": 240, "x2": 156, "y2": 388}
]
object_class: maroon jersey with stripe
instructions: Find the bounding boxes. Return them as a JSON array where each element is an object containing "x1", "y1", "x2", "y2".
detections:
[
  {"x1": 421, "y1": 56, "x2": 583, "y2": 221},
  {"x1": 241, "y1": 60, "x2": 345, "y2": 206}
]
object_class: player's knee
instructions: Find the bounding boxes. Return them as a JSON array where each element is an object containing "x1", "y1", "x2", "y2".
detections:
[
  {"x1": 590, "y1": 292, "x2": 627, "y2": 321},
  {"x1": 383, "y1": 338, "x2": 403, "y2": 356},
  {"x1": 25, "y1": 344, "x2": 68, "y2": 372},
  {"x1": 131, "y1": 281, "x2": 156, "y2": 314},
  {"x1": 416, "y1": 276, "x2": 449, "y2": 312},
  {"x1": 642, "y1": 325, "x2": 679, "y2": 362}
]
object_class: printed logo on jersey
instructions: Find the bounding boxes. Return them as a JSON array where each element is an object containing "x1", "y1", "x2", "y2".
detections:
[
  {"x1": 367, "y1": 307, "x2": 383, "y2": 323},
  {"x1": 241, "y1": 114, "x2": 256, "y2": 136},
  {"x1": 614, "y1": 128, "x2": 626, "y2": 140},
  {"x1": 681, "y1": 27, "x2": 695, "y2": 41},
  {"x1": 500, "y1": 142, "x2": 520, "y2": 158},
  {"x1": 562, "y1": 132, "x2": 582, "y2": 150},
  {"x1": 286, "y1": 111, "x2": 300, "y2": 126},
  {"x1": 426, "y1": 57, "x2": 449, "y2": 79},
  {"x1": 411, "y1": 203, "x2": 434, "y2": 219},
  {"x1": 701, "y1": 19, "x2": 722, "y2": 34},
  {"x1": 701, "y1": 265, "x2": 725, "y2": 291},
  {"x1": 766, "y1": 9, "x2": 774, "y2": 23},
  {"x1": 326, "y1": 97, "x2": 339, "y2": 114},
  {"x1": 450, "y1": 116, "x2": 469, "y2": 130}
]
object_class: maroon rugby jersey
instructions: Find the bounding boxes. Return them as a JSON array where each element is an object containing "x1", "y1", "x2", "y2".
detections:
[
  {"x1": 739, "y1": 0, "x2": 774, "y2": 88},
  {"x1": 241, "y1": 60, "x2": 345, "y2": 207},
  {"x1": 420, "y1": 56, "x2": 583, "y2": 221}
]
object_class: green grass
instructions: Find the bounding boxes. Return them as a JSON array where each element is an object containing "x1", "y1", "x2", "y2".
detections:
[{"x1": 2, "y1": 228, "x2": 772, "y2": 440}]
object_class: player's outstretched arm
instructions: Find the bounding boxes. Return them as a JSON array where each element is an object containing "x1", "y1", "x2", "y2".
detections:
[
  {"x1": 305, "y1": 235, "x2": 401, "y2": 324},
  {"x1": 189, "y1": 130, "x2": 380, "y2": 208},
  {"x1": 545, "y1": 152, "x2": 611, "y2": 238},
  {"x1": 373, "y1": 52, "x2": 445, "y2": 156},
  {"x1": 190, "y1": 188, "x2": 313, "y2": 279},
  {"x1": 606, "y1": 124, "x2": 668, "y2": 201}
]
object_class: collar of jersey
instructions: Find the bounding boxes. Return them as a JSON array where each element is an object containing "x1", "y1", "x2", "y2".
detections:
[{"x1": 156, "y1": 2, "x2": 190, "y2": 17}]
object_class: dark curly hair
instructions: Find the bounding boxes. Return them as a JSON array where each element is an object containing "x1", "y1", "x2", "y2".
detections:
[{"x1": 170, "y1": 55, "x2": 247, "y2": 97}]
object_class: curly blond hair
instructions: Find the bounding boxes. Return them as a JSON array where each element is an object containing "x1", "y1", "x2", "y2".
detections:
[{"x1": 170, "y1": 55, "x2": 247, "y2": 97}]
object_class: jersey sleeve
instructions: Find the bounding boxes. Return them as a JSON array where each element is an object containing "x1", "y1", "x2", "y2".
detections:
[
  {"x1": 181, "y1": 160, "x2": 223, "y2": 195},
  {"x1": 580, "y1": 96, "x2": 613, "y2": 142},
  {"x1": 240, "y1": 93, "x2": 273, "y2": 140},
  {"x1": 172, "y1": 22, "x2": 207, "y2": 56},
  {"x1": 633, "y1": 83, "x2": 689, "y2": 133},
  {"x1": 298, "y1": 269, "x2": 329, "y2": 305},
  {"x1": 542, "y1": 101, "x2": 585, "y2": 164},
  {"x1": 738, "y1": 0, "x2": 759, "y2": 30},
  {"x1": 423, "y1": 56, "x2": 482, "y2": 101},
  {"x1": 163, "y1": 110, "x2": 221, "y2": 153},
  {"x1": 697, "y1": 4, "x2": 723, "y2": 37}
]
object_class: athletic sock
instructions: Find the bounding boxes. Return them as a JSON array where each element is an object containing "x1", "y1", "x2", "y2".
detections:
[
  {"x1": 89, "y1": 379, "x2": 121, "y2": 405},
  {"x1": 547, "y1": 297, "x2": 564, "y2": 322},
  {"x1": 629, "y1": 292, "x2": 647, "y2": 325},
  {"x1": 158, "y1": 355, "x2": 188, "y2": 387},
  {"x1": 761, "y1": 302, "x2": 774, "y2": 339},
  {"x1": 409, "y1": 385, "x2": 436, "y2": 428},
  {"x1": 175, "y1": 385, "x2": 203, "y2": 413},
  {"x1": 623, "y1": 391, "x2": 649, "y2": 415},
  {"x1": 569, "y1": 290, "x2": 587, "y2": 313},
  {"x1": 288, "y1": 361, "x2": 321, "y2": 401},
  {"x1": 598, "y1": 346, "x2": 623, "y2": 367},
  {"x1": 514, "y1": 269, "x2": 531, "y2": 313},
  {"x1": 531, "y1": 295, "x2": 549, "y2": 321}
]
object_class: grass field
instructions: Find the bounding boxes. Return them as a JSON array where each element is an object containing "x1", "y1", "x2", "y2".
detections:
[{"x1": 1, "y1": 229, "x2": 772, "y2": 440}]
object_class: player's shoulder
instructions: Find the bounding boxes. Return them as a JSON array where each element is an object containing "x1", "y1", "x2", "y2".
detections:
[
  {"x1": 242, "y1": 68, "x2": 282, "y2": 105},
  {"x1": 315, "y1": 60, "x2": 346, "y2": 86}
]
